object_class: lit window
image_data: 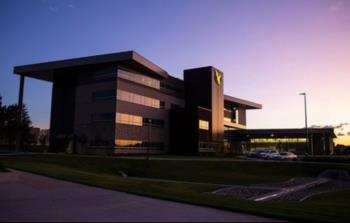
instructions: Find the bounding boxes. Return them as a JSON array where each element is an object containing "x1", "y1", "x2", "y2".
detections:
[
  {"x1": 115, "y1": 139, "x2": 164, "y2": 150},
  {"x1": 115, "y1": 139, "x2": 142, "y2": 147},
  {"x1": 116, "y1": 113, "x2": 143, "y2": 126},
  {"x1": 117, "y1": 89, "x2": 160, "y2": 108},
  {"x1": 118, "y1": 69, "x2": 160, "y2": 89},
  {"x1": 199, "y1": 120, "x2": 209, "y2": 130}
]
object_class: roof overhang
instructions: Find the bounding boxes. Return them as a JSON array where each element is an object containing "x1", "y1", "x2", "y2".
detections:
[
  {"x1": 224, "y1": 95, "x2": 262, "y2": 109},
  {"x1": 13, "y1": 51, "x2": 169, "y2": 82}
]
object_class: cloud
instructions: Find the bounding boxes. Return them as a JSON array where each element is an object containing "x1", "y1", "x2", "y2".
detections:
[
  {"x1": 310, "y1": 123, "x2": 349, "y2": 130},
  {"x1": 42, "y1": 0, "x2": 75, "y2": 13},
  {"x1": 334, "y1": 123, "x2": 349, "y2": 130},
  {"x1": 337, "y1": 133, "x2": 345, "y2": 136},
  {"x1": 347, "y1": 132, "x2": 350, "y2": 136},
  {"x1": 329, "y1": 1, "x2": 343, "y2": 12},
  {"x1": 310, "y1": 125, "x2": 322, "y2": 128}
]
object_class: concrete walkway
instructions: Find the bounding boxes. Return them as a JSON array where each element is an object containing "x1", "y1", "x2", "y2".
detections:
[{"x1": 0, "y1": 170, "x2": 283, "y2": 222}]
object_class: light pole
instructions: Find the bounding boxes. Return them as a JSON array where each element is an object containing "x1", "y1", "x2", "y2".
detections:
[
  {"x1": 146, "y1": 118, "x2": 152, "y2": 161},
  {"x1": 299, "y1": 93, "x2": 312, "y2": 155}
]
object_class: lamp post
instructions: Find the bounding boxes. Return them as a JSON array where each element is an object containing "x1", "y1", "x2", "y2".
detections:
[
  {"x1": 146, "y1": 118, "x2": 152, "y2": 161},
  {"x1": 299, "y1": 93, "x2": 312, "y2": 155}
]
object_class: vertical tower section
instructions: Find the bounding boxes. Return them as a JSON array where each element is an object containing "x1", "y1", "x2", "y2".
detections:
[
  {"x1": 183, "y1": 66, "x2": 224, "y2": 153},
  {"x1": 211, "y1": 68, "x2": 224, "y2": 142}
]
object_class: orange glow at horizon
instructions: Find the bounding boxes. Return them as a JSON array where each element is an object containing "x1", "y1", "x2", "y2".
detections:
[{"x1": 335, "y1": 136, "x2": 350, "y2": 146}]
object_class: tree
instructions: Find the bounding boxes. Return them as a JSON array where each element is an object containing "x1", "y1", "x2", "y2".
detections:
[{"x1": 0, "y1": 100, "x2": 32, "y2": 146}]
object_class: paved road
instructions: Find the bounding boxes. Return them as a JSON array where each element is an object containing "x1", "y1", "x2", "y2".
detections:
[{"x1": 0, "y1": 170, "x2": 282, "y2": 222}]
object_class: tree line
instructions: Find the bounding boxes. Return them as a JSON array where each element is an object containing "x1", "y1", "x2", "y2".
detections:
[{"x1": 0, "y1": 95, "x2": 33, "y2": 146}]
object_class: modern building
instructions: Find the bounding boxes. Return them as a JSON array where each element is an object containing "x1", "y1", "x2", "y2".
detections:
[{"x1": 13, "y1": 51, "x2": 335, "y2": 155}]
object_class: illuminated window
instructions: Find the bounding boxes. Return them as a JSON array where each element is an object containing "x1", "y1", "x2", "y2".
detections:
[
  {"x1": 116, "y1": 113, "x2": 143, "y2": 126},
  {"x1": 118, "y1": 69, "x2": 160, "y2": 89},
  {"x1": 117, "y1": 89, "x2": 160, "y2": 108},
  {"x1": 199, "y1": 120, "x2": 209, "y2": 130},
  {"x1": 115, "y1": 139, "x2": 164, "y2": 149},
  {"x1": 250, "y1": 138, "x2": 307, "y2": 143},
  {"x1": 115, "y1": 139, "x2": 142, "y2": 147}
]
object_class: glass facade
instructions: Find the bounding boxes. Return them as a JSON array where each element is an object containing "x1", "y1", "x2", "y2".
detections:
[
  {"x1": 115, "y1": 139, "x2": 164, "y2": 149},
  {"x1": 116, "y1": 112, "x2": 164, "y2": 128},
  {"x1": 116, "y1": 113, "x2": 143, "y2": 126},
  {"x1": 250, "y1": 138, "x2": 307, "y2": 143},
  {"x1": 199, "y1": 120, "x2": 209, "y2": 130},
  {"x1": 224, "y1": 107, "x2": 238, "y2": 124},
  {"x1": 92, "y1": 90, "x2": 115, "y2": 101},
  {"x1": 117, "y1": 89, "x2": 160, "y2": 108},
  {"x1": 118, "y1": 69, "x2": 160, "y2": 89},
  {"x1": 143, "y1": 118, "x2": 164, "y2": 128}
]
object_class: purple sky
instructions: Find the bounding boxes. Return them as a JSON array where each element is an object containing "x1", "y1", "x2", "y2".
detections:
[{"x1": 0, "y1": 0, "x2": 349, "y2": 145}]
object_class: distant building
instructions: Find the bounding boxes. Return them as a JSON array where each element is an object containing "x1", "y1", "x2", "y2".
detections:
[
  {"x1": 29, "y1": 127, "x2": 50, "y2": 146},
  {"x1": 14, "y1": 51, "x2": 335, "y2": 155},
  {"x1": 226, "y1": 128, "x2": 335, "y2": 155}
]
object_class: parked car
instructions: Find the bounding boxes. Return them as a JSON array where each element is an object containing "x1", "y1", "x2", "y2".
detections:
[
  {"x1": 275, "y1": 152, "x2": 298, "y2": 161},
  {"x1": 247, "y1": 150, "x2": 265, "y2": 158},
  {"x1": 265, "y1": 152, "x2": 280, "y2": 159},
  {"x1": 260, "y1": 150, "x2": 277, "y2": 159}
]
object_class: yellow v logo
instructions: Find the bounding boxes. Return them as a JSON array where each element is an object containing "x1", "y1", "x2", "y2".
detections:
[{"x1": 214, "y1": 69, "x2": 222, "y2": 86}]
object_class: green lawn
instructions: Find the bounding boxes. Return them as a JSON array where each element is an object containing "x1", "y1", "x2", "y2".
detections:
[{"x1": 1, "y1": 154, "x2": 350, "y2": 222}]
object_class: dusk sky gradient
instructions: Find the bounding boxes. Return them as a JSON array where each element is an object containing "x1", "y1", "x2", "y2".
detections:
[{"x1": 0, "y1": 0, "x2": 349, "y2": 145}]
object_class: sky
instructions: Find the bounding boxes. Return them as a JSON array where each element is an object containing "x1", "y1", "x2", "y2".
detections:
[{"x1": 0, "y1": 0, "x2": 349, "y2": 145}]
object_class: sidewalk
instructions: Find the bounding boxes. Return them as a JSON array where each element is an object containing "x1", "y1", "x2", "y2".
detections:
[{"x1": 0, "y1": 170, "x2": 283, "y2": 222}]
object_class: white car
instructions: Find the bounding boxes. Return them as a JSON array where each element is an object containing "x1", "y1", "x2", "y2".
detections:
[
  {"x1": 276, "y1": 152, "x2": 298, "y2": 161},
  {"x1": 265, "y1": 152, "x2": 280, "y2": 159},
  {"x1": 260, "y1": 150, "x2": 277, "y2": 159}
]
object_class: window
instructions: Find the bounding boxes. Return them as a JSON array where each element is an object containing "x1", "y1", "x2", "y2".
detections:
[
  {"x1": 116, "y1": 113, "x2": 142, "y2": 126},
  {"x1": 94, "y1": 67, "x2": 116, "y2": 80},
  {"x1": 143, "y1": 118, "x2": 164, "y2": 128},
  {"x1": 160, "y1": 82, "x2": 182, "y2": 92},
  {"x1": 160, "y1": 101, "x2": 165, "y2": 109},
  {"x1": 92, "y1": 113, "x2": 115, "y2": 122},
  {"x1": 116, "y1": 112, "x2": 164, "y2": 128},
  {"x1": 115, "y1": 139, "x2": 142, "y2": 147},
  {"x1": 224, "y1": 107, "x2": 238, "y2": 124},
  {"x1": 115, "y1": 139, "x2": 164, "y2": 150},
  {"x1": 118, "y1": 69, "x2": 160, "y2": 89},
  {"x1": 199, "y1": 120, "x2": 209, "y2": 130},
  {"x1": 117, "y1": 89, "x2": 160, "y2": 108},
  {"x1": 92, "y1": 90, "x2": 115, "y2": 101}
]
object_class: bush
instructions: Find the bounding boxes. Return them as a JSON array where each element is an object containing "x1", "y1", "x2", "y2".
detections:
[{"x1": 0, "y1": 162, "x2": 6, "y2": 172}]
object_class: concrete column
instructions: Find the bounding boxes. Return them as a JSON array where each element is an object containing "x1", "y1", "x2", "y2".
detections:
[{"x1": 16, "y1": 75, "x2": 25, "y2": 152}]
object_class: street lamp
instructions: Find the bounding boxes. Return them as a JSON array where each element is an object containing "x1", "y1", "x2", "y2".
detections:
[
  {"x1": 146, "y1": 118, "x2": 152, "y2": 161},
  {"x1": 299, "y1": 93, "x2": 312, "y2": 155}
]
